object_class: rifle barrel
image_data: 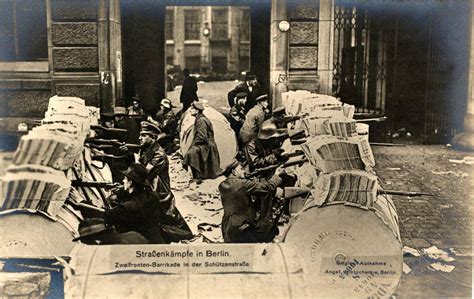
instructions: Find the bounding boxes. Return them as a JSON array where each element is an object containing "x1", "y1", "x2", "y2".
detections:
[
  {"x1": 378, "y1": 190, "x2": 433, "y2": 197},
  {"x1": 71, "y1": 180, "x2": 119, "y2": 189}
]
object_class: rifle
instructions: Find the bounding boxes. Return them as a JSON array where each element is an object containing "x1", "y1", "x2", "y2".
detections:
[
  {"x1": 378, "y1": 190, "x2": 434, "y2": 197},
  {"x1": 67, "y1": 200, "x2": 106, "y2": 213},
  {"x1": 90, "y1": 125, "x2": 128, "y2": 134},
  {"x1": 354, "y1": 116, "x2": 387, "y2": 123},
  {"x1": 246, "y1": 157, "x2": 308, "y2": 178},
  {"x1": 278, "y1": 115, "x2": 304, "y2": 127},
  {"x1": 85, "y1": 138, "x2": 141, "y2": 150},
  {"x1": 281, "y1": 150, "x2": 305, "y2": 159},
  {"x1": 71, "y1": 180, "x2": 120, "y2": 190}
]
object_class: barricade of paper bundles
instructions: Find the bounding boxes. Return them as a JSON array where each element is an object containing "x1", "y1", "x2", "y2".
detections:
[
  {"x1": 281, "y1": 90, "x2": 381, "y2": 213},
  {"x1": 1, "y1": 96, "x2": 97, "y2": 217}
]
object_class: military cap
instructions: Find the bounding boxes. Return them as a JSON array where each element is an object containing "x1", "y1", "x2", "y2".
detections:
[
  {"x1": 192, "y1": 101, "x2": 204, "y2": 111},
  {"x1": 140, "y1": 121, "x2": 161, "y2": 136}
]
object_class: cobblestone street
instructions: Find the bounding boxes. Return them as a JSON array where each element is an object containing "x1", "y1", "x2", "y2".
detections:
[{"x1": 372, "y1": 145, "x2": 473, "y2": 297}]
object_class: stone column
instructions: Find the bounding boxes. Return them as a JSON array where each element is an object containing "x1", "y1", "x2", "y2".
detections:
[
  {"x1": 317, "y1": 0, "x2": 334, "y2": 95},
  {"x1": 110, "y1": 0, "x2": 122, "y2": 102},
  {"x1": 98, "y1": 0, "x2": 113, "y2": 112},
  {"x1": 269, "y1": 0, "x2": 288, "y2": 108},
  {"x1": 453, "y1": 1, "x2": 474, "y2": 150},
  {"x1": 174, "y1": 7, "x2": 185, "y2": 70},
  {"x1": 228, "y1": 6, "x2": 240, "y2": 76}
]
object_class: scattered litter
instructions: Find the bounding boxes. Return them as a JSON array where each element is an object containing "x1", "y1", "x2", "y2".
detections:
[
  {"x1": 423, "y1": 246, "x2": 456, "y2": 262},
  {"x1": 431, "y1": 170, "x2": 468, "y2": 178},
  {"x1": 403, "y1": 262, "x2": 412, "y2": 274},
  {"x1": 446, "y1": 144, "x2": 452, "y2": 147},
  {"x1": 388, "y1": 167, "x2": 401, "y2": 171},
  {"x1": 428, "y1": 262, "x2": 455, "y2": 273},
  {"x1": 439, "y1": 204, "x2": 453, "y2": 209},
  {"x1": 403, "y1": 246, "x2": 421, "y2": 257},
  {"x1": 448, "y1": 157, "x2": 474, "y2": 165},
  {"x1": 448, "y1": 247, "x2": 471, "y2": 257}
]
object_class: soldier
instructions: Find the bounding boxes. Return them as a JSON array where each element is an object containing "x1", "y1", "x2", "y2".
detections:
[
  {"x1": 229, "y1": 92, "x2": 247, "y2": 142},
  {"x1": 183, "y1": 101, "x2": 222, "y2": 183},
  {"x1": 219, "y1": 160, "x2": 285, "y2": 243},
  {"x1": 127, "y1": 95, "x2": 144, "y2": 116},
  {"x1": 102, "y1": 163, "x2": 167, "y2": 244},
  {"x1": 239, "y1": 94, "x2": 269, "y2": 146},
  {"x1": 138, "y1": 121, "x2": 193, "y2": 242},
  {"x1": 148, "y1": 98, "x2": 178, "y2": 155},
  {"x1": 227, "y1": 71, "x2": 264, "y2": 111},
  {"x1": 180, "y1": 68, "x2": 198, "y2": 114},
  {"x1": 244, "y1": 120, "x2": 289, "y2": 172}
]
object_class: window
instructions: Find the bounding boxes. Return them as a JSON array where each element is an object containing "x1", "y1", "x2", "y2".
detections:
[
  {"x1": 0, "y1": 0, "x2": 48, "y2": 61},
  {"x1": 239, "y1": 9, "x2": 250, "y2": 41},
  {"x1": 212, "y1": 8, "x2": 228, "y2": 40},
  {"x1": 185, "y1": 56, "x2": 201, "y2": 73},
  {"x1": 165, "y1": 7, "x2": 174, "y2": 40},
  {"x1": 185, "y1": 9, "x2": 201, "y2": 40}
]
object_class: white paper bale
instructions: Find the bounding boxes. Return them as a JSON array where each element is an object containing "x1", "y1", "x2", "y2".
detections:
[
  {"x1": 13, "y1": 127, "x2": 83, "y2": 170},
  {"x1": 284, "y1": 197, "x2": 402, "y2": 298},
  {"x1": 0, "y1": 209, "x2": 78, "y2": 257},
  {"x1": 180, "y1": 106, "x2": 238, "y2": 170},
  {"x1": 1, "y1": 165, "x2": 71, "y2": 216}
]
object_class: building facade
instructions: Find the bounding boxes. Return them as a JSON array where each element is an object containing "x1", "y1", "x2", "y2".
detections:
[
  {"x1": 0, "y1": 0, "x2": 472, "y2": 145},
  {"x1": 165, "y1": 6, "x2": 250, "y2": 78}
]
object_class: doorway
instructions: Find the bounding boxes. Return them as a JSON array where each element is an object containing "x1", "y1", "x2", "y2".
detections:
[{"x1": 121, "y1": 0, "x2": 271, "y2": 115}]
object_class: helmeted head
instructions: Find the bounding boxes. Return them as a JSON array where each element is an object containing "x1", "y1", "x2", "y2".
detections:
[
  {"x1": 160, "y1": 98, "x2": 173, "y2": 110},
  {"x1": 257, "y1": 120, "x2": 288, "y2": 140}
]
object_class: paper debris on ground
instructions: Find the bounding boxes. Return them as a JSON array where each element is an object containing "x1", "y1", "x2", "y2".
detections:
[
  {"x1": 388, "y1": 167, "x2": 402, "y2": 171},
  {"x1": 448, "y1": 157, "x2": 474, "y2": 165},
  {"x1": 431, "y1": 170, "x2": 469, "y2": 178},
  {"x1": 403, "y1": 262, "x2": 412, "y2": 274},
  {"x1": 428, "y1": 262, "x2": 455, "y2": 273},
  {"x1": 403, "y1": 246, "x2": 421, "y2": 257},
  {"x1": 423, "y1": 246, "x2": 456, "y2": 262},
  {"x1": 449, "y1": 247, "x2": 472, "y2": 257}
]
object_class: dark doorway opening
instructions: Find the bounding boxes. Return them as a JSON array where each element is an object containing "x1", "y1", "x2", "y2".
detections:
[{"x1": 121, "y1": 0, "x2": 270, "y2": 115}]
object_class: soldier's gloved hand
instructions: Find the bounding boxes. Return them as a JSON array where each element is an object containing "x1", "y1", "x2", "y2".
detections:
[
  {"x1": 118, "y1": 145, "x2": 128, "y2": 154},
  {"x1": 276, "y1": 154, "x2": 289, "y2": 163},
  {"x1": 272, "y1": 148, "x2": 284, "y2": 156}
]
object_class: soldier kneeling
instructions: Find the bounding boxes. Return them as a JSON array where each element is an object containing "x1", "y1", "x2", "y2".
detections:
[{"x1": 218, "y1": 160, "x2": 285, "y2": 243}]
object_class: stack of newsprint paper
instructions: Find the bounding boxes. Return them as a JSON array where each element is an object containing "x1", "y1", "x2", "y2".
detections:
[
  {"x1": 281, "y1": 90, "x2": 378, "y2": 210},
  {"x1": 1, "y1": 96, "x2": 90, "y2": 217}
]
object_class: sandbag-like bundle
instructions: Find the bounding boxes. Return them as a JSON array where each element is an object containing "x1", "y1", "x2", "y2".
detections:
[
  {"x1": 1, "y1": 165, "x2": 71, "y2": 216},
  {"x1": 180, "y1": 105, "x2": 238, "y2": 170},
  {"x1": 13, "y1": 126, "x2": 83, "y2": 170},
  {"x1": 300, "y1": 135, "x2": 375, "y2": 173},
  {"x1": 43, "y1": 96, "x2": 90, "y2": 139}
]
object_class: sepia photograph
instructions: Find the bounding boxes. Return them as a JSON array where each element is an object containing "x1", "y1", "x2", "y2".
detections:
[{"x1": 0, "y1": 0, "x2": 472, "y2": 297}]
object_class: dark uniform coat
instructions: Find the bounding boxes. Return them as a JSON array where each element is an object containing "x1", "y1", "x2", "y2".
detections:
[
  {"x1": 243, "y1": 138, "x2": 279, "y2": 172},
  {"x1": 183, "y1": 113, "x2": 222, "y2": 179},
  {"x1": 103, "y1": 189, "x2": 165, "y2": 244},
  {"x1": 218, "y1": 174, "x2": 282, "y2": 243},
  {"x1": 155, "y1": 108, "x2": 178, "y2": 154},
  {"x1": 227, "y1": 81, "x2": 264, "y2": 111},
  {"x1": 229, "y1": 103, "x2": 246, "y2": 136},
  {"x1": 139, "y1": 141, "x2": 193, "y2": 242},
  {"x1": 239, "y1": 105, "x2": 265, "y2": 146},
  {"x1": 180, "y1": 76, "x2": 198, "y2": 111}
]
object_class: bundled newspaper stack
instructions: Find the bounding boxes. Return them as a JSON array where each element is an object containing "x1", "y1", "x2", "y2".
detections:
[
  {"x1": 1, "y1": 96, "x2": 91, "y2": 216},
  {"x1": 281, "y1": 90, "x2": 378, "y2": 211}
]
